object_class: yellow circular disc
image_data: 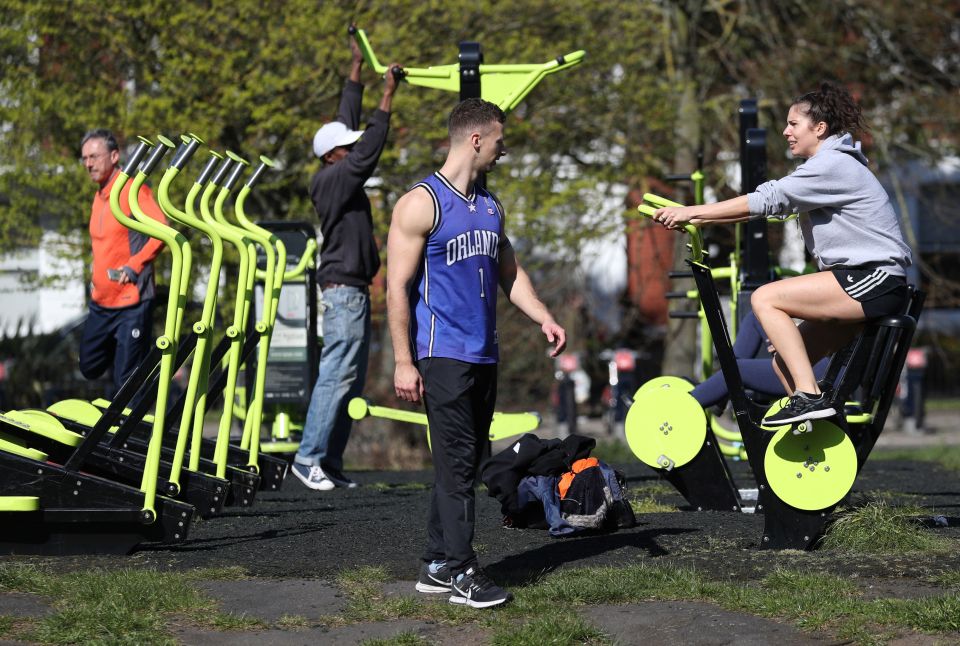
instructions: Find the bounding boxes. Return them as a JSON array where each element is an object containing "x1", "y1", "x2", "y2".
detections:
[
  {"x1": 625, "y1": 389, "x2": 706, "y2": 469},
  {"x1": 347, "y1": 398, "x2": 369, "y2": 420},
  {"x1": 764, "y1": 420, "x2": 858, "y2": 511},
  {"x1": 633, "y1": 375, "x2": 695, "y2": 399}
]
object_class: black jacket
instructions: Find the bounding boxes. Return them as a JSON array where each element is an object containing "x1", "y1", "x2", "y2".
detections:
[
  {"x1": 480, "y1": 433, "x2": 596, "y2": 516},
  {"x1": 310, "y1": 79, "x2": 390, "y2": 286}
]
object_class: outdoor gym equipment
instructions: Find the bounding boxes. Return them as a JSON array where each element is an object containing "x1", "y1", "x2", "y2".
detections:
[
  {"x1": 630, "y1": 194, "x2": 924, "y2": 549},
  {"x1": 41, "y1": 137, "x2": 288, "y2": 509},
  {"x1": 86, "y1": 143, "x2": 287, "y2": 501},
  {"x1": 35, "y1": 139, "x2": 253, "y2": 514},
  {"x1": 244, "y1": 221, "x2": 318, "y2": 456},
  {"x1": 350, "y1": 26, "x2": 584, "y2": 113},
  {"x1": 7, "y1": 137, "x2": 235, "y2": 518},
  {"x1": 347, "y1": 398, "x2": 542, "y2": 446},
  {"x1": 0, "y1": 141, "x2": 198, "y2": 553}
]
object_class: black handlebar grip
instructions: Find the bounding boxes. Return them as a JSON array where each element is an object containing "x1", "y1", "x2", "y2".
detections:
[
  {"x1": 246, "y1": 162, "x2": 268, "y2": 188},
  {"x1": 391, "y1": 65, "x2": 404, "y2": 80},
  {"x1": 210, "y1": 156, "x2": 234, "y2": 186},
  {"x1": 665, "y1": 174, "x2": 691, "y2": 182},
  {"x1": 223, "y1": 161, "x2": 247, "y2": 191},
  {"x1": 669, "y1": 311, "x2": 701, "y2": 319},
  {"x1": 121, "y1": 142, "x2": 151, "y2": 176},
  {"x1": 139, "y1": 142, "x2": 171, "y2": 176},
  {"x1": 172, "y1": 137, "x2": 202, "y2": 171},
  {"x1": 195, "y1": 153, "x2": 222, "y2": 186},
  {"x1": 668, "y1": 271, "x2": 693, "y2": 279}
]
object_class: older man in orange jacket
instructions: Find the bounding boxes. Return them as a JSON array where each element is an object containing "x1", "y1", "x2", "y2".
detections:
[{"x1": 78, "y1": 129, "x2": 167, "y2": 395}]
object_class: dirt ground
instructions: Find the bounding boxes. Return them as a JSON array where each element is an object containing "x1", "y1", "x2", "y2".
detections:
[{"x1": 2, "y1": 421, "x2": 959, "y2": 645}]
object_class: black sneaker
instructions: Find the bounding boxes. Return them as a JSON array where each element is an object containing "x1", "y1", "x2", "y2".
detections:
[
  {"x1": 762, "y1": 392, "x2": 837, "y2": 426},
  {"x1": 415, "y1": 561, "x2": 452, "y2": 594},
  {"x1": 449, "y1": 567, "x2": 512, "y2": 609},
  {"x1": 321, "y1": 466, "x2": 358, "y2": 489}
]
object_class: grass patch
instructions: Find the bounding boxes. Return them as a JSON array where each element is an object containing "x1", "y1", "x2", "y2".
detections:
[
  {"x1": 930, "y1": 571, "x2": 960, "y2": 589},
  {"x1": 361, "y1": 631, "x2": 432, "y2": 646},
  {"x1": 204, "y1": 611, "x2": 266, "y2": 631},
  {"x1": 819, "y1": 500, "x2": 952, "y2": 553},
  {"x1": 1, "y1": 564, "x2": 214, "y2": 645},
  {"x1": 629, "y1": 481, "x2": 674, "y2": 496},
  {"x1": 0, "y1": 562, "x2": 272, "y2": 644},
  {"x1": 872, "y1": 446, "x2": 960, "y2": 472},
  {"x1": 276, "y1": 614, "x2": 309, "y2": 628},
  {"x1": 181, "y1": 565, "x2": 248, "y2": 581},
  {"x1": 523, "y1": 563, "x2": 960, "y2": 643},
  {"x1": 629, "y1": 494, "x2": 676, "y2": 514},
  {"x1": 591, "y1": 439, "x2": 635, "y2": 465},
  {"x1": 0, "y1": 616, "x2": 15, "y2": 636},
  {"x1": 335, "y1": 566, "x2": 446, "y2": 626},
  {"x1": 491, "y1": 612, "x2": 608, "y2": 645}
]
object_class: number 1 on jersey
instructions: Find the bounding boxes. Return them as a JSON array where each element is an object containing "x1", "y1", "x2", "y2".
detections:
[{"x1": 479, "y1": 268, "x2": 485, "y2": 298}]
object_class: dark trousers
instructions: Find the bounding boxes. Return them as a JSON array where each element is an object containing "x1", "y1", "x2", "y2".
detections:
[
  {"x1": 418, "y1": 358, "x2": 497, "y2": 574},
  {"x1": 79, "y1": 299, "x2": 153, "y2": 396}
]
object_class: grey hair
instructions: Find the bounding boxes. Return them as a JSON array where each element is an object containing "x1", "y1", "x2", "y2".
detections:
[{"x1": 80, "y1": 128, "x2": 119, "y2": 152}]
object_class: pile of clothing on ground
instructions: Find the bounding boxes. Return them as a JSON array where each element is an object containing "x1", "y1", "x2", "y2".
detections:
[{"x1": 480, "y1": 434, "x2": 636, "y2": 537}]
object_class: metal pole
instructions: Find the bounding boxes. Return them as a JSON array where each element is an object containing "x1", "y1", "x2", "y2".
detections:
[
  {"x1": 458, "y1": 41, "x2": 486, "y2": 190},
  {"x1": 737, "y1": 99, "x2": 770, "y2": 322}
]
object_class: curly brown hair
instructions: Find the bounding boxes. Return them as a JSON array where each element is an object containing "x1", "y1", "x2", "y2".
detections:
[{"x1": 792, "y1": 81, "x2": 868, "y2": 137}]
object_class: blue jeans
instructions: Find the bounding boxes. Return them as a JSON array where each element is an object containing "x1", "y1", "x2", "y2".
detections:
[{"x1": 296, "y1": 286, "x2": 370, "y2": 470}]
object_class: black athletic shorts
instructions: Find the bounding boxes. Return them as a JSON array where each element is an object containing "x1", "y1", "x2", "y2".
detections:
[{"x1": 831, "y1": 267, "x2": 909, "y2": 319}]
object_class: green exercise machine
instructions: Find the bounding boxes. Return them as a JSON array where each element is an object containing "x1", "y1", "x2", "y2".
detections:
[
  {"x1": 347, "y1": 397, "x2": 542, "y2": 448},
  {"x1": 350, "y1": 26, "x2": 584, "y2": 113},
  {"x1": 628, "y1": 194, "x2": 924, "y2": 549}
]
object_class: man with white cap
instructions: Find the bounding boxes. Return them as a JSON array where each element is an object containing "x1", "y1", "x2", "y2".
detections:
[{"x1": 292, "y1": 31, "x2": 402, "y2": 491}]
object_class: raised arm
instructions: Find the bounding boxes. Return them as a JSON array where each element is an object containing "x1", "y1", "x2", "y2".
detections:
[
  {"x1": 498, "y1": 237, "x2": 566, "y2": 357},
  {"x1": 386, "y1": 187, "x2": 434, "y2": 403}
]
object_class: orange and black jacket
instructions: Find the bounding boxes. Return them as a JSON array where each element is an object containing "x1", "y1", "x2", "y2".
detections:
[{"x1": 89, "y1": 171, "x2": 167, "y2": 309}]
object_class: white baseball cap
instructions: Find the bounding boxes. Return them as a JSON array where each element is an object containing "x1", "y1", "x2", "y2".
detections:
[{"x1": 312, "y1": 121, "x2": 364, "y2": 159}]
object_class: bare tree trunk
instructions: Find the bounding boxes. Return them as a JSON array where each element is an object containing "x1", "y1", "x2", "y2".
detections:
[{"x1": 660, "y1": 1, "x2": 701, "y2": 379}]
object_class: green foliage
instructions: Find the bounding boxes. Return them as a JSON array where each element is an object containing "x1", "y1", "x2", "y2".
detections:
[{"x1": 1, "y1": 1, "x2": 957, "y2": 404}]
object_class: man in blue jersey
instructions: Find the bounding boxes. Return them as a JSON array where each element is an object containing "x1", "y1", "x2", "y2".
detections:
[{"x1": 387, "y1": 98, "x2": 566, "y2": 609}]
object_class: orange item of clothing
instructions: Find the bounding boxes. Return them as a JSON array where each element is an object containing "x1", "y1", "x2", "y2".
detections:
[
  {"x1": 558, "y1": 457, "x2": 600, "y2": 499},
  {"x1": 89, "y1": 171, "x2": 167, "y2": 309}
]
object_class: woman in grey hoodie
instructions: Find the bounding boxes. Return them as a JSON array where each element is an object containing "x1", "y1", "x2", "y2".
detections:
[{"x1": 654, "y1": 82, "x2": 912, "y2": 426}]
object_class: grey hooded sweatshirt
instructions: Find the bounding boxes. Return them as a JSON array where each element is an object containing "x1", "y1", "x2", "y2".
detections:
[{"x1": 747, "y1": 133, "x2": 912, "y2": 277}]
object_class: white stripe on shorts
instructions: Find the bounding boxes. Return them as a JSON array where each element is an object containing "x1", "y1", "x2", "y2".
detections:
[{"x1": 844, "y1": 269, "x2": 888, "y2": 298}]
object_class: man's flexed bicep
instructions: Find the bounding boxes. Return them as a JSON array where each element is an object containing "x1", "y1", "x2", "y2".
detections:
[{"x1": 386, "y1": 187, "x2": 434, "y2": 403}]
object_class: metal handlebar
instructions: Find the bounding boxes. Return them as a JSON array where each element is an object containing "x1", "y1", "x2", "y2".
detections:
[
  {"x1": 637, "y1": 193, "x2": 704, "y2": 263},
  {"x1": 122, "y1": 138, "x2": 153, "y2": 176}
]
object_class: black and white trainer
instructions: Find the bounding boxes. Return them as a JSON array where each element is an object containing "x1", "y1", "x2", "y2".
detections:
[
  {"x1": 449, "y1": 567, "x2": 512, "y2": 609},
  {"x1": 762, "y1": 392, "x2": 837, "y2": 426},
  {"x1": 415, "y1": 561, "x2": 453, "y2": 594}
]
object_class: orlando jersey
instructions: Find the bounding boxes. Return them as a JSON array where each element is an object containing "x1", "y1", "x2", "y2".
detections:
[{"x1": 410, "y1": 172, "x2": 504, "y2": 364}]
